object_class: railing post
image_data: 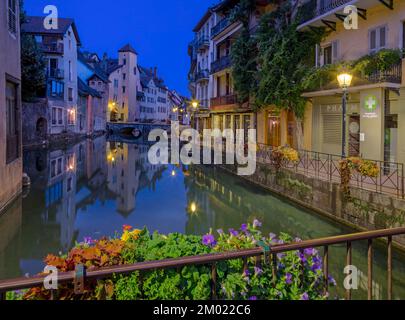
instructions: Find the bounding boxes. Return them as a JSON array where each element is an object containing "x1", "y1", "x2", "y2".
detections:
[
  {"x1": 323, "y1": 246, "x2": 329, "y2": 294},
  {"x1": 387, "y1": 236, "x2": 392, "y2": 301},
  {"x1": 368, "y1": 239, "x2": 373, "y2": 300},
  {"x1": 211, "y1": 263, "x2": 217, "y2": 300},
  {"x1": 346, "y1": 242, "x2": 352, "y2": 300},
  {"x1": 271, "y1": 253, "x2": 277, "y2": 286}
]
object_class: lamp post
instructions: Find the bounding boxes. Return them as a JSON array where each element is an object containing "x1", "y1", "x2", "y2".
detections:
[
  {"x1": 190, "y1": 100, "x2": 199, "y2": 129},
  {"x1": 337, "y1": 73, "x2": 353, "y2": 158}
]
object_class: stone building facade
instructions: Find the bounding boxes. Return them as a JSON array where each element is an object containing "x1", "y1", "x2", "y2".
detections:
[{"x1": 0, "y1": 0, "x2": 23, "y2": 212}]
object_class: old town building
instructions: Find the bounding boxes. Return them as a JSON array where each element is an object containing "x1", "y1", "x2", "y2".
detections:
[
  {"x1": 299, "y1": 0, "x2": 405, "y2": 164},
  {"x1": 0, "y1": 0, "x2": 22, "y2": 212}
]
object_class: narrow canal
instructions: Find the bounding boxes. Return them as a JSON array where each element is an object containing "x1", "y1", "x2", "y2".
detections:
[{"x1": 0, "y1": 136, "x2": 404, "y2": 299}]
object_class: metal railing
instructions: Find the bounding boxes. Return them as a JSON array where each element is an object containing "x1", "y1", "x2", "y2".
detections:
[
  {"x1": 39, "y1": 42, "x2": 64, "y2": 54},
  {"x1": 48, "y1": 68, "x2": 64, "y2": 79},
  {"x1": 211, "y1": 17, "x2": 232, "y2": 38},
  {"x1": 195, "y1": 69, "x2": 210, "y2": 82},
  {"x1": 299, "y1": 0, "x2": 353, "y2": 25},
  {"x1": 256, "y1": 144, "x2": 405, "y2": 199},
  {"x1": 196, "y1": 37, "x2": 210, "y2": 50},
  {"x1": 1, "y1": 227, "x2": 404, "y2": 300},
  {"x1": 211, "y1": 94, "x2": 237, "y2": 107},
  {"x1": 211, "y1": 55, "x2": 232, "y2": 74}
]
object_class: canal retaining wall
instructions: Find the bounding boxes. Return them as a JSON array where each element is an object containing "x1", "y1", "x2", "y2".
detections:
[{"x1": 220, "y1": 162, "x2": 405, "y2": 248}]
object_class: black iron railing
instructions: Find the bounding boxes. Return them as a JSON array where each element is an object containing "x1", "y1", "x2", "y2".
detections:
[
  {"x1": 211, "y1": 55, "x2": 232, "y2": 74},
  {"x1": 299, "y1": 0, "x2": 353, "y2": 25},
  {"x1": 211, "y1": 17, "x2": 232, "y2": 38},
  {"x1": 256, "y1": 144, "x2": 405, "y2": 199}
]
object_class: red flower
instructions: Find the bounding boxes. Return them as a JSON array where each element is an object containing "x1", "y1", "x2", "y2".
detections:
[{"x1": 123, "y1": 225, "x2": 133, "y2": 231}]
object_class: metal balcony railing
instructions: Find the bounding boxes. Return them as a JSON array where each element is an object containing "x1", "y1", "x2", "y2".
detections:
[
  {"x1": 306, "y1": 61, "x2": 403, "y2": 92},
  {"x1": 195, "y1": 69, "x2": 209, "y2": 82},
  {"x1": 210, "y1": 94, "x2": 237, "y2": 107},
  {"x1": 39, "y1": 42, "x2": 64, "y2": 54},
  {"x1": 211, "y1": 17, "x2": 232, "y2": 38},
  {"x1": 299, "y1": 0, "x2": 353, "y2": 25},
  {"x1": 211, "y1": 55, "x2": 232, "y2": 74},
  {"x1": 48, "y1": 68, "x2": 64, "y2": 79},
  {"x1": 196, "y1": 37, "x2": 210, "y2": 50}
]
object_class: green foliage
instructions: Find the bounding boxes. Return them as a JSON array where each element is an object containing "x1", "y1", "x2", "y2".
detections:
[
  {"x1": 21, "y1": 223, "x2": 334, "y2": 300},
  {"x1": 231, "y1": 29, "x2": 258, "y2": 104},
  {"x1": 21, "y1": 33, "x2": 46, "y2": 101},
  {"x1": 303, "y1": 49, "x2": 403, "y2": 91},
  {"x1": 230, "y1": 0, "x2": 326, "y2": 118}
]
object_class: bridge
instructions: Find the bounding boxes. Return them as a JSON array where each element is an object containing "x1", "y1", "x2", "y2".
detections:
[{"x1": 106, "y1": 122, "x2": 171, "y2": 141}]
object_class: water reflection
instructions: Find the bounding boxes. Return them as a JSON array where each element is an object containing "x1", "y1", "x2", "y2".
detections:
[{"x1": 0, "y1": 137, "x2": 404, "y2": 299}]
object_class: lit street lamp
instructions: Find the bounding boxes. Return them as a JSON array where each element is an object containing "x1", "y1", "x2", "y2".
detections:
[{"x1": 337, "y1": 72, "x2": 353, "y2": 158}]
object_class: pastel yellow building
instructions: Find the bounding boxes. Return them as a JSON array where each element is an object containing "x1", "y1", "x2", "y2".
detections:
[{"x1": 299, "y1": 0, "x2": 405, "y2": 165}]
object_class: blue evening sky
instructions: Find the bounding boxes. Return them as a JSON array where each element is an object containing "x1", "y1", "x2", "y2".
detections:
[{"x1": 24, "y1": 0, "x2": 219, "y2": 96}]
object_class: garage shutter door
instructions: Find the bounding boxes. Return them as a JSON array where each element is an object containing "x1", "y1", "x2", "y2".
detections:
[{"x1": 323, "y1": 114, "x2": 342, "y2": 144}]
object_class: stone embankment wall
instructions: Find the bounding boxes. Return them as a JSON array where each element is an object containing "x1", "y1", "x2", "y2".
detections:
[{"x1": 221, "y1": 162, "x2": 405, "y2": 248}]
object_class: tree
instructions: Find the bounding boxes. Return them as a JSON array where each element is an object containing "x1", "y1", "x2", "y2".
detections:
[
  {"x1": 230, "y1": 0, "x2": 326, "y2": 148},
  {"x1": 21, "y1": 34, "x2": 47, "y2": 101},
  {"x1": 20, "y1": 0, "x2": 46, "y2": 101}
]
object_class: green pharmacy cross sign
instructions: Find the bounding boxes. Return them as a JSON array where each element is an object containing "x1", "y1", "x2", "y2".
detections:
[
  {"x1": 363, "y1": 95, "x2": 378, "y2": 119},
  {"x1": 364, "y1": 95, "x2": 377, "y2": 112}
]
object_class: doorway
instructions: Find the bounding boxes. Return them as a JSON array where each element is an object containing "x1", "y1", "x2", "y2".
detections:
[
  {"x1": 348, "y1": 115, "x2": 360, "y2": 157},
  {"x1": 267, "y1": 114, "x2": 281, "y2": 147}
]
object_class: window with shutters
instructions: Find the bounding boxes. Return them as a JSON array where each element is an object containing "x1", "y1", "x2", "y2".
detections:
[
  {"x1": 323, "y1": 45, "x2": 332, "y2": 65},
  {"x1": 8, "y1": 0, "x2": 17, "y2": 35},
  {"x1": 322, "y1": 114, "x2": 342, "y2": 145},
  {"x1": 6, "y1": 80, "x2": 20, "y2": 163},
  {"x1": 369, "y1": 25, "x2": 387, "y2": 53}
]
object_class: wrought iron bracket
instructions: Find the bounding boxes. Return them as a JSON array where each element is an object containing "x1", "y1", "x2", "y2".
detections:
[
  {"x1": 74, "y1": 264, "x2": 86, "y2": 295},
  {"x1": 321, "y1": 19, "x2": 336, "y2": 31},
  {"x1": 387, "y1": 87, "x2": 400, "y2": 96},
  {"x1": 357, "y1": 8, "x2": 367, "y2": 20},
  {"x1": 378, "y1": 0, "x2": 393, "y2": 10}
]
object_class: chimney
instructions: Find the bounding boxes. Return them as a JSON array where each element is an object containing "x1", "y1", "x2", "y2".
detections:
[{"x1": 154, "y1": 67, "x2": 157, "y2": 78}]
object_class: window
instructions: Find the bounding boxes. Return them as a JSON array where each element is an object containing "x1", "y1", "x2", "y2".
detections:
[
  {"x1": 114, "y1": 79, "x2": 119, "y2": 88},
  {"x1": 370, "y1": 25, "x2": 387, "y2": 53},
  {"x1": 323, "y1": 45, "x2": 332, "y2": 65},
  {"x1": 8, "y1": 0, "x2": 17, "y2": 35},
  {"x1": 123, "y1": 58, "x2": 127, "y2": 65},
  {"x1": 123, "y1": 73, "x2": 126, "y2": 80},
  {"x1": 68, "y1": 88, "x2": 73, "y2": 101},
  {"x1": 52, "y1": 107, "x2": 64, "y2": 126},
  {"x1": 122, "y1": 86, "x2": 126, "y2": 93},
  {"x1": 67, "y1": 109, "x2": 75, "y2": 125},
  {"x1": 69, "y1": 61, "x2": 72, "y2": 81},
  {"x1": 49, "y1": 80, "x2": 64, "y2": 98},
  {"x1": 6, "y1": 80, "x2": 20, "y2": 163}
]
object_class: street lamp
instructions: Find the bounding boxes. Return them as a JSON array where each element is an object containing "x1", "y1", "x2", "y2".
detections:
[{"x1": 337, "y1": 72, "x2": 353, "y2": 158}]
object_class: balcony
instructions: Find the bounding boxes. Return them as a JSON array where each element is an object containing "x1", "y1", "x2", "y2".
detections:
[
  {"x1": 298, "y1": 0, "x2": 383, "y2": 30},
  {"x1": 303, "y1": 61, "x2": 402, "y2": 95},
  {"x1": 48, "y1": 68, "x2": 64, "y2": 79},
  {"x1": 195, "y1": 69, "x2": 209, "y2": 82},
  {"x1": 196, "y1": 37, "x2": 209, "y2": 51},
  {"x1": 211, "y1": 56, "x2": 232, "y2": 74},
  {"x1": 39, "y1": 42, "x2": 64, "y2": 54},
  {"x1": 211, "y1": 17, "x2": 232, "y2": 38},
  {"x1": 200, "y1": 99, "x2": 209, "y2": 109},
  {"x1": 210, "y1": 94, "x2": 237, "y2": 107}
]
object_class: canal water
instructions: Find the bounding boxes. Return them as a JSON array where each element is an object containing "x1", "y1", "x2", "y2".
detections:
[{"x1": 0, "y1": 136, "x2": 404, "y2": 299}]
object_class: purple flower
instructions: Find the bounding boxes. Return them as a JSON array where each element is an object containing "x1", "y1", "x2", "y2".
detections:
[
  {"x1": 202, "y1": 234, "x2": 217, "y2": 247},
  {"x1": 229, "y1": 228, "x2": 239, "y2": 237},
  {"x1": 243, "y1": 269, "x2": 250, "y2": 277},
  {"x1": 298, "y1": 252, "x2": 307, "y2": 263},
  {"x1": 304, "y1": 248, "x2": 316, "y2": 256},
  {"x1": 269, "y1": 233, "x2": 277, "y2": 240},
  {"x1": 277, "y1": 252, "x2": 286, "y2": 259},
  {"x1": 253, "y1": 219, "x2": 262, "y2": 228},
  {"x1": 241, "y1": 224, "x2": 248, "y2": 232},
  {"x1": 328, "y1": 275, "x2": 337, "y2": 286},
  {"x1": 83, "y1": 237, "x2": 93, "y2": 245},
  {"x1": 254, "y1": 266, "x2": 263, "y2": 276},
  {"x1": 217, "y1": 229, "x2": 224, "y2": 235},
  {"x1": 249, "y1": 296, "x2": 257, "y2": 300},
  {"x1": 294, "y1": 237, "x2": 302, "y2": 242},
  {"x1": 301, "y1": 292, "x2": 309, "y2": 300},
  {"x1": 285, "y1": 273, "x2": 293, "y2": 284}
]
